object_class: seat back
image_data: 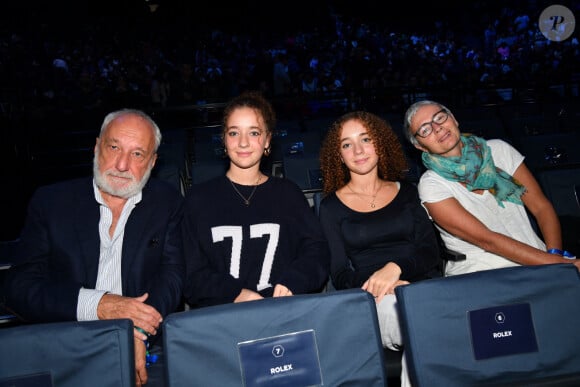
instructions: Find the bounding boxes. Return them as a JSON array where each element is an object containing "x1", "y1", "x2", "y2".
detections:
[
  {"x1": 189, "y1": 159, "x2": 229, "y2": 185},
  {"x1": 283, "y1": 153, "x2": 323, "y2": 191},
  {"x1": 535, "y1": 166, "x2": 580, "y2": 252},
  {"x1": 0, "y1": 239, "x2": 20, "y2": 325},
  {"x1": 536, "y1": 166, "x2": 580, "y2": 218},
  {"x1": 395, "y1": 264, "x2": 580, "y2": 387},
  {"x1": 163, "y1": 289, "x2": 387, "y2": 387},
  {"x1": 0, "y1": 319, "x2": 135, "y2": 387},
  {"x1": 515, "y1": 132, "x2": 580, "y2": 172},
  {"x1": 153, "y1": 128, "x2": 190, "y2": 196}
]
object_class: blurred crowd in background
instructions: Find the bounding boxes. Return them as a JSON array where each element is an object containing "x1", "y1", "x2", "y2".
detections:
[
  {"x1": 1, "y1": 0, "x2": 578, "y2": 123},
  {"x1": 1, "y1": 0, "x2": 579, "y2": 240}
]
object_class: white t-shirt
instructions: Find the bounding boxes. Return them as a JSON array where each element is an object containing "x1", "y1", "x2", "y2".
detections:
[{"x1": 418, "y1": 139, "x2": 546, "y2": 275}]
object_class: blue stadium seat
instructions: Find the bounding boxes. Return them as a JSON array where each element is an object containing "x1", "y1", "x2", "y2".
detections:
[
  {"x1": 153, "y1": 128, "x2": 190, "y2": 195},
  {"x1": 395, "y1": 264, "x2": 580, "y2": 386},
  {"x1": 163, "y1": 289, "x2": 387, "y2": 386},
  {"x1": 282, "y1": 153, "x2": 322, "y2": 191},
  {"x1": 535, "y1": 166, "x2": 580, "y2": 253},
  {"x1": 515, "y1": 132, "x2": 580, "y2": 172},
  {"x1": 189, "y1": 159, "x2": 229, "y2": 185},
  {"x1": 536, "y1": 166, "x2": 580, "y2": 218},
  {"x1": 0, "y1": 239, "x2": 19, "y2": 326},
  {"x1": 270, "y1": 126, "x2": 324, "y2": 163},
  {"x1": 0, "y1": 319, "x2": 135, "y2": 387}
]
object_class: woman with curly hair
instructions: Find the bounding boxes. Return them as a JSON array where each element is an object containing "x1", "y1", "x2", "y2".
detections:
[{"x1": 318, "y1": 111, "x2": 440, "y2": 386}]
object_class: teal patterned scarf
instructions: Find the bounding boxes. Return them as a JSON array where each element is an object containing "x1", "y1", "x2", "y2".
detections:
[{"x1": 422, "y1": 135, "x2": 526, "y2": 208}]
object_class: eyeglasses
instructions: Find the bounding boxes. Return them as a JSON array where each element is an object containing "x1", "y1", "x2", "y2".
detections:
[{"x1": 414, "y1": 109, "x2": 449, "y2": 138}]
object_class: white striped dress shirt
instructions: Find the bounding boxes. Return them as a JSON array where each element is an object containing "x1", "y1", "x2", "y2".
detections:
[{"x1": 77, "y1": 181, "x2": 141, "y2": 320}]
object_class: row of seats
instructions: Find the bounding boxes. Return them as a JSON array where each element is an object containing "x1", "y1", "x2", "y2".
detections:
[
  {"x1": 0, "y1": 239, "x2": 19, "y2": 326},
  {"x1": 182, "y1": 117, "x2": 580, "y2": 256},
  {"x1": 19, "y1": 101, "x2": 575, "y2": 207},
  {"x1": 2, "y1": 264, "x2": 580, "y2": 387},
  {"x1": 0, "y1": 291, "x2": 387, "y2": 387}
]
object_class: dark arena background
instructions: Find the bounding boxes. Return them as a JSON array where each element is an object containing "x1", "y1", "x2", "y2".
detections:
[
  {"x1": 1, "y1": 0, "x2": 579, "y2": 244},
  {"x1": 1, "y1": 1, "x2": 580, "y2": 386}
]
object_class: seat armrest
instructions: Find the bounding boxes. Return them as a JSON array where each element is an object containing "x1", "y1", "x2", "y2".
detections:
[{"x1": 442, "y1": 247, "x2": 466, "y2": 262}]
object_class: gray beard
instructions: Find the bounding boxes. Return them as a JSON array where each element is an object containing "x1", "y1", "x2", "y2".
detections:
[{"x1": 93, "y1": 153, "x2": 152, "y2": 199}]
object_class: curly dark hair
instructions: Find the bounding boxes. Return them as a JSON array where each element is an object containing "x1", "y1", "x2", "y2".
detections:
[
  {"x1": 319, "y1": 111, "x2": 409, "y2": 195},
  {"x1": 221, "y1": 90, "x2": 276, "y2": 148}
]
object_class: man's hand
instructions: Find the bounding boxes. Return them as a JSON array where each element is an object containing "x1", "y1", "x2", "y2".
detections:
[
  {"x1": 97, "y1": 293, "x2": 162, "y2": 336},
  {"x1": 134, "y1": 337, "x2": 148, "y2": 387}
]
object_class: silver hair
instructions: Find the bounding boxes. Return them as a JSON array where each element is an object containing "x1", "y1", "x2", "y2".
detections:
[
  {"x1": 100, "y1": 109, "x2": 162, "y2": 151},
  {"x1": 403, "y1": 100, "x2": 450, "y2": 145}
]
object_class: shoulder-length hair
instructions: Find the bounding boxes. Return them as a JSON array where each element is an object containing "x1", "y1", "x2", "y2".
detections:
[{"x1": 319, "y1": 111, "x2": 408, "y2": 194}]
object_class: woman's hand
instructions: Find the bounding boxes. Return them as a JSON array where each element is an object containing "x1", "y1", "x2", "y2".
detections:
[
  {"x1": 273, "y1": 284, "x2": 293, "y2": 297},
  {"x1": 234, "y1": 288, "x2": 264, "y2": 303},
  {"x1": 362, "y1": 262, "x2": 405, "y2": 303}
]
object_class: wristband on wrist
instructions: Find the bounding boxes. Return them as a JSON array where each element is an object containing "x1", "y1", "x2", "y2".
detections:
[
  {"x1": 134, "y1": 326, "x2": 150, "y2": 338},
  {"x1": 135, "y1": 326, "x2": 158, "y2": 367},
  {"x1": 547, "y1": 248, "x2": 576, "y2": 259},
  {"x1": 563, "y1": 250, "x2": 576, "y2": 259}
]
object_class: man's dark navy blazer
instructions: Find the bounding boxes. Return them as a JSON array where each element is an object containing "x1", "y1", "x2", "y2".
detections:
[{"x1": 4, "y1": 176, "x2": 185, "y2": 323}]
